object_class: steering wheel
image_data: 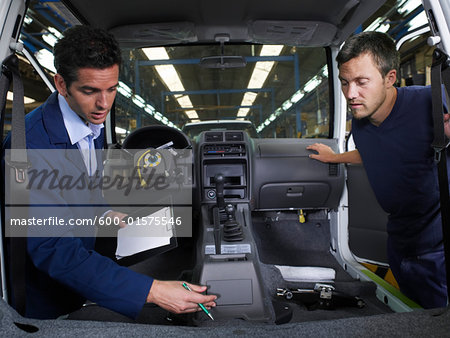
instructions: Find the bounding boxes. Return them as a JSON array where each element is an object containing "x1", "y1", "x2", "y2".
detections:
[
  {"x1": 122, "y1": 125, "x2": 191, "y2": 150},
  {"x1": 122, "y1": 125, "x2": 192, "y2": 186}
]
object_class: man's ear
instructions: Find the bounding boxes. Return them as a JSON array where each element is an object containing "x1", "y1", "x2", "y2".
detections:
[
  {"x1": 385, "y1": 69, "x2": 397, "y2": 87},
  {"x1": 54, "y1": 74, "x2": 68, "y2": 96}
]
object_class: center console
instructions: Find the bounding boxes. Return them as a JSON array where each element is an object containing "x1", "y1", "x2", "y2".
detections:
[{"x1": 194, "y1": 131, "x2": 270, "y2": 321}]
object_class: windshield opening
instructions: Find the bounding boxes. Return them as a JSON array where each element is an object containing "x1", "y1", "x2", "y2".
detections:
[{"x1": 114, "y1": 44, "x2": 330, "y2": 141}]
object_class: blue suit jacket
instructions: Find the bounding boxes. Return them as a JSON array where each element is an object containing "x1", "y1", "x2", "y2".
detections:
[{"x1": 5, "y1": 92, "x2": 153, "y2": 319}]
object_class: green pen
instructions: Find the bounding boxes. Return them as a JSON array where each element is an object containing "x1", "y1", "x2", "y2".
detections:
[{"x1": 182, "y1": 282, "x2": 214, "y2": 320}]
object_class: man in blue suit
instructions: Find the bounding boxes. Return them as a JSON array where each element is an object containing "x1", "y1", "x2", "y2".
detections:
[{"x1": 6, "y1": 25, "x2": 216, "y2": 319}]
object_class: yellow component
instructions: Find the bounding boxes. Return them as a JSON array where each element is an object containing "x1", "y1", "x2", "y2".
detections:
[
  {"x1": 298, "y1": 209, "x2": 306, "y2": 223},
  {"x1": 362, "y1": 262, "x2": 378, "y2": 273},
  {"x1": 361, "y1": 262, "x2": 399, "y2": 290},
  {"x1": 384, "y1": 268, "x2": 399, "y2": 289},
  {"x1": 136, "y1": 149, "x2": 162, "y2": 187}
]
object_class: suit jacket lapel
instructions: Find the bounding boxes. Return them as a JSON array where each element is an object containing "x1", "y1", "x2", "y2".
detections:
[{"x1": 41, "y1": 92, "x2": 88, "y2": 174}]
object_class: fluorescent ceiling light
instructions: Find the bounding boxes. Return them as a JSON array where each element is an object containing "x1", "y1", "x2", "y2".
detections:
[
  {"x1": 282, "y1": 100, "x2": 293, "y2": 111},
  {"x1": 144, "y1": 104, "x2": 155, "y2": 115},
  {"x1": 23, "y1": 16, "x2": 33, "y2": 25},
  {"x1": 375, "y1": 24, "x2": 390, "y2": 33},
  {"x1": 7, "y1": 91, "x2": 35, "y2": 104},
  {"x1": 42, "y1": 33, "x2": 58, "y2": 47},
  {"x1": 34, "y1": 49, "x2": 56, "y2": 73},
  {"x1": 117, "y1": 81, "x2": 177, "y2": 127},
  {"x1": 260, "y1": 45, "x2": 285, "y2": 56},
  {"x1": 247, "y1": 61, "x2": 274, "y2": 89},
  {"x1": 143, "y1": 47, "x2": 198, "y2": 120},
  {"x1": 118, "y1": 81, "x2": 132, "y2": 98},
  {"x1": 237, "y1": 45, "x2": 283, "y2": 117},
  {"x1": 237, "y1": 107, "x2": 250, "y2": 118},
  {"x1": 115, "y1": 126, "x2": 128, "y2": 134},
  {"x1": 241, "y1": 92, "x2": 257, "y2": 107},
  {"x1": 365, "y1": 17, "x2": 389, "y2": 32},
  {"x1": 185, "y1": 110, "x2": 198, "y2": 119},
  {"x1": 407, "y1": 11, "x2": 428, "y2": 31},
  {"x1": 42, "y1": 27, "x2": 62, "y2": 47},
  {"x1": 290, "y1": 90, "x2": 304, "y2": 104},
  {"x1": 398, "y1": 0, "x2": 421, "y2": 15},
  {"x1": 48, "y1": 27, "x2": 62, "y2": 39},
  {"x1": 258, "y1": 65, "x2": 328, "y2": 132},
  {"x1": 132, "y1": 94, "x2": 146, "y2": 108},
  {"x1": 304, "y1": 77, "x2": 322, "y2": 93}
]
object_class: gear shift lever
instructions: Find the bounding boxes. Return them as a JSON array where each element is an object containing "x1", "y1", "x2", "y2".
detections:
[
  {"x1": 214, "y1": 173, "x2": 225, "y2": 210},
  {"x1": 223, "y1": 203, "x2": 244, "y2": 241}
]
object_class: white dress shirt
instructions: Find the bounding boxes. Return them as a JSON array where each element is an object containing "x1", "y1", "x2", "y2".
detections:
[{"x1": 58, "y1": 94, "x2": 104, "y2": 175}]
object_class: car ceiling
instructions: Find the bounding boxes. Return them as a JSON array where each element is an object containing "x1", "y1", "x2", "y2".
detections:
[{"x1": 61, "y1": 0, "x2": 387, "y2": 47}]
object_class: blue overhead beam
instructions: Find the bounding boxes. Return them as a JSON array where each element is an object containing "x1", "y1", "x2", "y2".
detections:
[
  {"x1": 136, "y1": 53, "x2": 299, "y2": 123},
  {"x1": 161, "y1": 88, "x2": 272, "y2": 121},
  {"x1": 34, "y1": 4, "x2": 70, "y2": 32},
  {"x1": 20, "y1": 31, "x2": 52, "y2": 53},
  {"x1": 137, "y1": 55, "x2": 295, "y2": 67},
  {"x1": 163, "y1": 87, "x2": 272, "y2": 96},
  {"x1": 389, "y1": 6, "x2": 424, "y2": 41}
]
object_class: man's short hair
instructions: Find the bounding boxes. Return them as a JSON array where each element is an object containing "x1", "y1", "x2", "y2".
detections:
[
  {"x1": 336, "y1": 31, "x2": 399, "y2": 77},
  {"x1": 53, "y1": 25, "x2": 122, "y2": 88}
]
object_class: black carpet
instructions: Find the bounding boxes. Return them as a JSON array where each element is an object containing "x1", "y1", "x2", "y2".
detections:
[{"x1": 251, "y1": 211, "x2": 393, "y2": 323}]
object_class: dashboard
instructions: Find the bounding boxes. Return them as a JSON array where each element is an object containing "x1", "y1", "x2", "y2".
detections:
[
  {"x1": 103, "y1": 125, "x2": 345, "y2": 219},
  {"x1": 196, "y1": 129, "x2": 345, "y2": 211}
]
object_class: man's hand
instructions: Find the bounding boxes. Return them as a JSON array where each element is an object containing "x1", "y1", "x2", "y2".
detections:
[
  {"x1": 104, "y1": 210, "x2": 128, "y2": 228},
  {"x1": 306, "y1": 144, "x2": 362, "y2": 164},
  {"x1": 306, "y1": 143, "x2": 338, "y2": 163},
  {"x1": 147, "y1": 280, "x2": 217, "y2": 314},
  {"x1": 444, "y1": 113, "x2": 450, "y2": 139}
]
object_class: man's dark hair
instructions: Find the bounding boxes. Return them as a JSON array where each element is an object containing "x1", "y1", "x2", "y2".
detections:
[
  {"x1": 53, "y1": 25, "x2": 122, "y2": 88},
  {"x1": 336, "y1": 31, "x2": 399, "y2": 77}
]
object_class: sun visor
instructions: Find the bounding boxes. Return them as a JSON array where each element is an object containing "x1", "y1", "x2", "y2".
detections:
[
  {"x1": 109, "y1": 22, "x2": 198, "y2": 47},
  {"x1": 250, "y1": 20, "x2": 337, "y2": 47}
]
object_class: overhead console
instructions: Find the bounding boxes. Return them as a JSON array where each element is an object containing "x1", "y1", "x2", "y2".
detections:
[{"x1": 251, "y1": 138, "x2": 345, "y2": 210}]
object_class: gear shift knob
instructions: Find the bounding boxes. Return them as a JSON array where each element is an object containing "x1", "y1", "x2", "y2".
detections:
[{"x1": 214, "y1": 173, "x2": 225, "y2": 209}]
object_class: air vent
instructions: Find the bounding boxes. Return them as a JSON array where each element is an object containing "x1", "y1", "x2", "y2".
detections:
[
  {"x1": 225, "y1": 132, "x2": 243, "y2": 141},
  {"x1": 205, "y1": 132, "x2": 223, "y2": 142},
  {"x1": 329, "y1": 163, "x2": 339, "y2": 176}
]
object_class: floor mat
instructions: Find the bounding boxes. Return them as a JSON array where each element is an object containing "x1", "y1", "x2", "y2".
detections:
[{"x1": 251, "y1": 213, "x2": 393, "y2": 323}]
